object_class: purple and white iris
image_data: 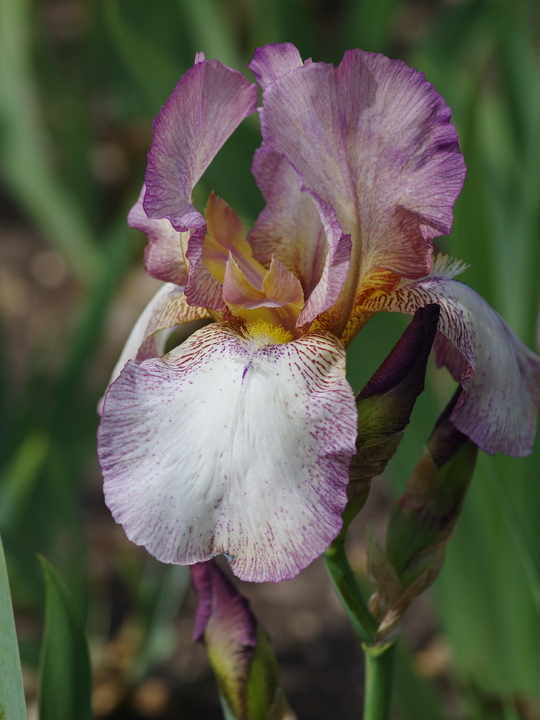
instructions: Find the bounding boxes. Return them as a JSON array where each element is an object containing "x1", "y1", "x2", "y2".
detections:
[{"x1": 98, "y1": 44, "x2": 540, "y2": 583}]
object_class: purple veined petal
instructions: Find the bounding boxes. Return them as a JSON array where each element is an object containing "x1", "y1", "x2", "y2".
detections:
[
  {"x1": 248, "y1": 43, "x2": 304, "y2": 89},
  {"x1": 361, "y1": 258, "x2": 540, "y2": 456},
  {"x1": 128, "y1": 186, "x2": 189, "y2": 285},
  {"x1": 98, "y1": 323, "x2": 357, "y2": 582},
  {"x1": 98, "y1": 283, "x2": 210, "y2": 414},
  {"x1": 258, "y1": 49, "x2": 466, "y2": 335},
  {"x1": 296, "y1": 194, "x2": 352, "y2": 329},
  {"x1": 248, "y1": 145, "x2": 352, "y2": 331},
  {"x1": 248, "y1": 145, "x2": 329, "y2": 299},
  {"x1": 143, "y1": 57, "x2": 258, "y2": 285}
]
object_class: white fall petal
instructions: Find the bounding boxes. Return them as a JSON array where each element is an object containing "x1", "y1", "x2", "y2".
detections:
[
  {"x1": 98, "y1": 324, "x2": 357, "y2": 582},
  {"x1": 99, "y1": 283, "x2": 209, "y2": 414}
]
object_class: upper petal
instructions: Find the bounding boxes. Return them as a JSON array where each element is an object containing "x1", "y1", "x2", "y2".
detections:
[
  {"x1": 247, "y1": 145, "x2": 352, "y2": 330},
  {"x1": 258, "y1": 49, "x2": 465, "y2": 333},
  {"x1": 128, "y1": 186, "x2": 189, "y2": 285},
  {"x1": 248, "y1": 145, "x2": 328, "y2": 299},
  {"x1": 98, "y1": 324, "x2": 357, "y2": 582},
  {"x1": 248, "y1": 43, "x2": 304, "y2": 89},
  {"x1": 361, "y1": 262, "x2": 540, "y2": 456},
  {"x1": 143, "y1": 58, "x2": 258, "y2": 284}
]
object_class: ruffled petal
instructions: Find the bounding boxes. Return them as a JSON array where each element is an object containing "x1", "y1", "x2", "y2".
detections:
[
  {"x1": 361, "y1": 265, "x2": 540, "y2": 456},
  {"x1": 128, "y1": 186, "x2": 189, "y2": 285},
  {"x1": 143, "y1": 58, "x2": 258, "y2": 285},
  {"x1": 98, "y1": 324, "x2": 357, "y2": 582},
  {"x1": 248, "y1": 145, "x2": 329, "y2": 299},
  {"x1": 248, "y1": 42, "x2": 304, "y2": 89},
  {"x1": 258, "y1": 48, "x2": 465, "y2": 334},
  {"x1": 296, "y1": 195, "x2": 351, "y2": 329},
  {"x1": 101, "y1": 283, "x2": 210, "y2": 413}
]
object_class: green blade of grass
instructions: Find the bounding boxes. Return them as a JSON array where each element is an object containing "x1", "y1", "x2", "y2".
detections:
[
  {"x1": 0, "y1": 432, "x2": 49, "y2": 533},
  {"x1": 51, "y1": 217, "x2": 132, "y2": 425},
  {"x1": 0, "y1": 0, "x2": 101, "y2": 283},
  {"x1": 103, "y1": 0, "x2": 182, "y2": 110},
  {"x1": 0, "y1": 534, "x2": 27, "y2": 720},
  {"x1": 481, "y1": 454, "x2": 540, "y2": 614},
  {"x1": 393, "y1": 639, "x2": 449, "y2": 720},
  {"x1": 176, "y1": 0, "x2": 242, "y2": 70},
  {"x1": 38, "y1": 558, "x2": 92, "y2": 720}
]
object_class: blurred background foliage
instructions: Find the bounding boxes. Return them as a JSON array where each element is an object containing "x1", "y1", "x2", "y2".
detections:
[{"x1": 0, "y1": 0, "x2": 539, "y2": 718}]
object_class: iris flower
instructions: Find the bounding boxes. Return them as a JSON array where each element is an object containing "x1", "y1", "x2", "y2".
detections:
[{"x1": 98, "y1": 44, "x2": 540, "y2": 583}]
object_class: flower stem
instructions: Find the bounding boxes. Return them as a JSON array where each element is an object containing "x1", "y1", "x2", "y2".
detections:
[
  {"x1": 324, "y1": 538, "x2": 397, "y2": 719},
  {"x1": 363, "y1": 642, "x2": 396, "y2": 720},
  {"x1": 323, "y1": 539, "x2": 378, "y2": 646}
]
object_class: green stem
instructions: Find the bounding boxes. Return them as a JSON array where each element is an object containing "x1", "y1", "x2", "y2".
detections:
[
  {"x1": 363, "y1": 642, "x2": 396, "y2": 720},
  {"x1": 323, "y1": 539, "x2": 378, "y2": 646}
]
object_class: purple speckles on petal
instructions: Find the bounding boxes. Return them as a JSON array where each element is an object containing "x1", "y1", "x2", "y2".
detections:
[{"x1": 98, "y1": 323, "x2": 357, "y2": 582}]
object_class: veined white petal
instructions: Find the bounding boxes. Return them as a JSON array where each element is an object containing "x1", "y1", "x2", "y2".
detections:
[
  {"x1": 100, "y1": 283, "x2": 209, "y2": 414},
  {"x1": 362, "y1": 276, "x2": 540, "y2": 456},
  {"x1": 98, "y1": 324, "x2": 357, "y2": 582}
]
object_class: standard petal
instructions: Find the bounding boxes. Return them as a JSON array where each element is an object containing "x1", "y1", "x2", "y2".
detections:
[
  {"x1": 143, "y1": 58, "x2": 258, "y2": 284},
  {"x1": 98, "y1": 324, "x2": 357, "y2": 582},
  {"x1": 248, "y1": 43, "x2": 303, "y2": 89},
  {"x1": 361, "y1": 268, "x2": 540, "y2": 456},
  {"x1": 296, "y1": 195, "x2": 352, "y2": 329},
  {"x1": 248, "y1": 145, "x2": 329, "y2": 299},
  {"x1": 259, "y1": 49, "x2": 465, "y2": 334},
  {"x1": 128, "y1": 186, "x2": 189, "y2": 285},
  {"x1": 104, "y1": 283, "x2": 209, "y2": 399}
]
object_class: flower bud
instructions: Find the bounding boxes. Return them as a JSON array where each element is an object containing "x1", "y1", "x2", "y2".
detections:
[
  {"x1": 368, "y1": 391, "x2": 478, "y2": 644},
  {"x1": 345, "y1": 304, "x2": 440, "y2": 529},
  {"x1": 191, "y1": 560, "x2": 295, "y2": 720}
]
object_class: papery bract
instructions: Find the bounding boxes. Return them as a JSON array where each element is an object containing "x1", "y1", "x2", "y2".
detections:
[{"x1": 98, "y1": 43, "x2": 540, "y2": 583}]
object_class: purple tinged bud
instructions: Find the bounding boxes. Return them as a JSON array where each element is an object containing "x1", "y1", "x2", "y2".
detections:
[
  {"x1": 344, "y1": 304, "x2": 440, "y2": 528},
  {"x1": 191, "y1": 560, "x2": 295, "y2": 720}
]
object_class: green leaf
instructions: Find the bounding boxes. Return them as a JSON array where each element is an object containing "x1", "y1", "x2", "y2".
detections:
[
  {"x1": 103, "y1": 0, "x2": 182, "y2": 111},
  {"x1": 0, "y1": 0, "x2": 101, "y2": 282},
  {"x1": 393, "y1": 640, "x2": 449, "y2": 720},
  {"x1": 0, "y1": 432, "x2": 49, "y2": 533},
  {"x1": 38, "y1": 558, "x2": 92, "y2": 720},
  {"x1": 176, "y1": 0, "x2": 242, "y2": 70},
  {"x1": 0, "y1": 534, "x2": 26, "y2": 720}
]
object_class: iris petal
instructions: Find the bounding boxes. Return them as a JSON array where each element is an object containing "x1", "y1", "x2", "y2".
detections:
[
  {"x1": 248, "y1": 145, "x2": 328, "y2": 299},
  {"x1": 99, "y1": 283, "x2": 209, "y2": 414},
  {"x1": 128, "y1": 186, "x2": 189, "y2": 286},
  {"x1": 258, "y1": 49, "x2": 465, "y2": 335},
  {"x1": 248, "y1": 42, "x2": 304, "y2": 89},
  {"x1": 98, "y1": 324, "x2": 357, "y2": 582},
  {"x1": 361, "y1": 264, "x2": 540, "y2": 456},
  {"x1": 142, "y1": 57, "x2": 258, "y2": 289}
]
